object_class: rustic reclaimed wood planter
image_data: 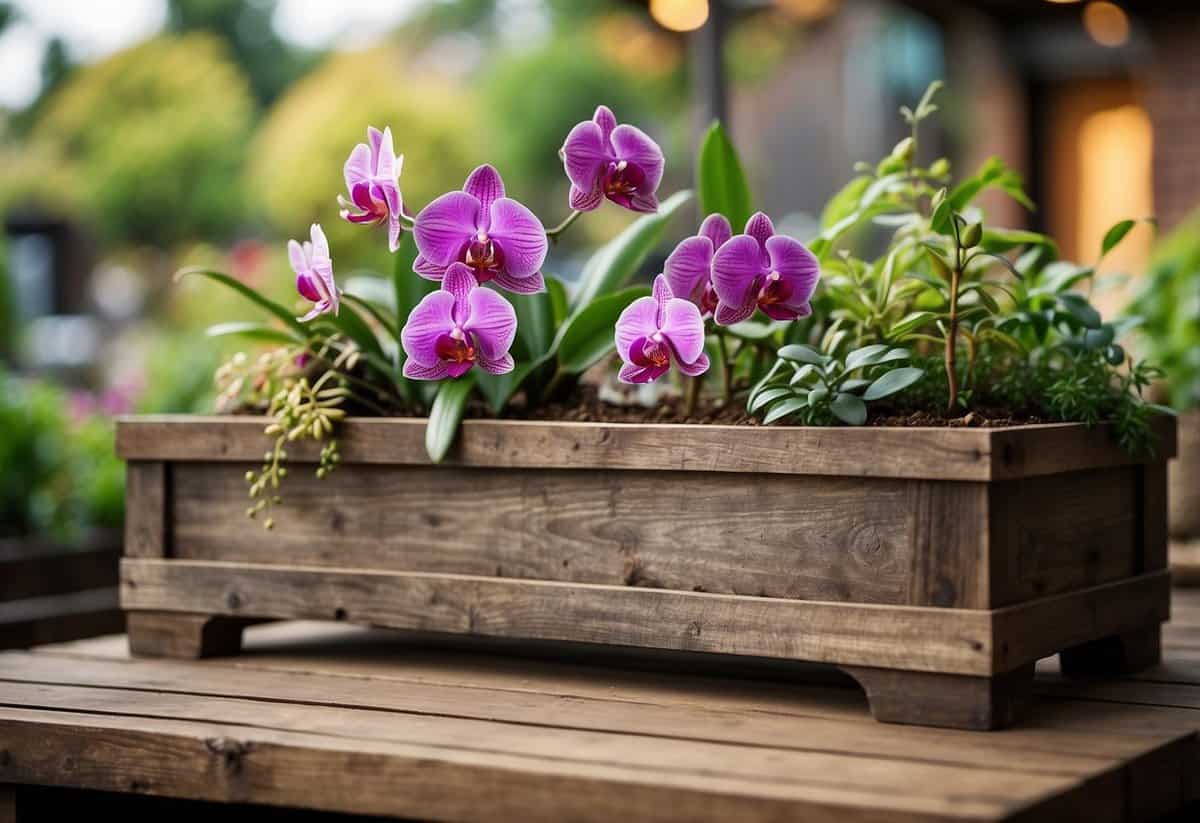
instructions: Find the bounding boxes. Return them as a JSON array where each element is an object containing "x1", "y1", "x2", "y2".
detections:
[
  {"x1": 116, "y1": 415, "x2": 1175, "y2": 729},
  {"x1": 0, "y1": 531, "x2": 124, "y2": 649}
]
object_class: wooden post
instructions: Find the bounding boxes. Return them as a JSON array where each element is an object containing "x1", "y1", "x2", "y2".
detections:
[
  {"x1": 1, "y1": 785, "x2": 17, "y2": 823},
  {"x1": 689, "y1": 0, "x2": 728, "y2": 145},
  {"x1": 126, "y1": 612, "x2": 248, "y2": 659},
  {"x1": 843, "y1": 665, "x2": 1036, "y2": 730}
]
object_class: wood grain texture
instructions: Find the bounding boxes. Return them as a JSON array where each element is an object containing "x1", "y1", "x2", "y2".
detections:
[
  {"x1": 122, "y1": 558, "x2": 997, "y2": 675},
  {"x1": 1059, "y1": 623, "x2": 1163, "y2": 677},
  {"x1": 988, "y1": 467, "x2": 1139, "y2": 606},
  {"x1": 1140, "y1": 462, "x2": 1170, "y2": 573},
  {"x1": 0, "y1": 534, "x2": 120, "y2": 601},
  {"x1": 1169, "y1": 409, "x2": 1200, "y2": 539},
  {"x1": 843, "y1": 664, "x2": 1035, "y2": 730},
  {"x1": 126, "y1": 612, "x2": 250, "y2": 659},
  {"x1": 169, "y1": 462, "x2": 951, "y2": 606},
  {"x1": 0, "y1": 588, "x2": 123, "y2": 651},
  {"x1": 121, "y1": 559, "x2": 1171, "y2": 677},
  {"x1": 124, "y1": 462, "x2": 167, "y2": 558},
  {"x1": 116, "y1": 415, "x2": 1174, "y2": 481}
]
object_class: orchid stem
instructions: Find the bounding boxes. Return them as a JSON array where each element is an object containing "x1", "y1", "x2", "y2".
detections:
[
  {"x1": 546, "y1": 210, "x2": 583, "y2": 242},
  {"x1": 716, "y1": 332, "x2": 734, "y2": 403},
  {"x1": 683, "y1": 375, "x2": 701, "y2": 418}
]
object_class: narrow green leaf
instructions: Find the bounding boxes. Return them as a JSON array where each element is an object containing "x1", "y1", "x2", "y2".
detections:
[
  {"x1": 778, "y1": 344, "x2": 826, "y2": 366},
  {"x1": 177, "y1": 268, "x2": 305, "y2": 335},
  {"x1": 819, "y1": 175, "x2": 870, "y2": 232},
  {"x1": 425, "y1": 373, "x2": 476, "y2": 463},
  {"x1": 763, "y1": 397, "x2": 808, "y2": 424},
  {"x1": 1101, "y1": 219, "x2": 1136, "y2": 258},
  {"x1": 1058, "y1": 293, "x2": 1103, "y2": 329},
  {"x1": 204, "y1": 321, "x2": 301, "y2": 345},
  {"x1": 697, "y1": 122, "x2": 753, "y2": 229},
  {"x1": 475, "y1": 363, "x2": 534, "y2": 415},
  {"x1": 889, "y1": 311, "x2": 936, "y2": 338},
  {"x1": 749, "y1": 386, "x2": 793, "y2": 413},
  {"x1": 509, "y1": 283, "x2": 556, "y2": 362},
  {"x1": 392, "y1": 234, "x2": 436, "y2": 320},
  {"x1": 863, "y1": 367, "x2": 924, "y2": 401},
  {"x1": 317, "y1": 302, "x2": 386, "y2": 360},
  {"x1": 555, "y1": 285, "x2": 650, "y2": 374},
  {"x1": 844, "y1": 344, "x2": 890, "y2": 371},
  {"x1": 840, "y1": 378, "x2": 871, "y2": 393},
  {"x1": 830, "y1": 392, "x2": 867, "y2": 425},
  {"x1": 572, "y1": 190, "x2": 692, "y2": 310}
]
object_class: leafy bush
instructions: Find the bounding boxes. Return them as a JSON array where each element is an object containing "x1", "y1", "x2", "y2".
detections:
[
  {"x1": 0, "y1": 372, "x2": 124, "y2": 542},
  {"x1": 1127, "y1": 209, "x2": 1200, "y2": 410},
  {"x1": 5, "y1": 34, "x2": 254, "y2": 248}
]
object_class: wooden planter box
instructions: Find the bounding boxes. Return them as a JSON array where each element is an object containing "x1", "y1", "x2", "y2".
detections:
[
  {"x1": 116, "y1": 415, "x2": 1175, "y2": 729},
  {"x1": 0, "y1": 531, "x2": 124, "y2": 649}
]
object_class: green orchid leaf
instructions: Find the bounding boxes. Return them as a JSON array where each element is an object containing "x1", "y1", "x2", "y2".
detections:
[
  {"x1": 176, "y1": 268, "x2": 306, "y2": 336},
  {"x1": 204, "y1": 321, "x2": 302, "y2": 345},
  {"x1": 763, "y1": 396, "x2": 808, "y2": 424},
  {"x1": 572, "y1": 190, "x2": 692, "y2": 311},
  {"x1": 697, "y1": 122, "x2": 753, "y2": 230},
  {"x1": 749, "y1": 386, "x2": 793, "y2": 414},
  {"x1": 425, "y1": 373, "x2": 477, "y2": 463},
  {"x1": 863, "y1": 367, "x2": 924, "y2": 401},
  {"x1": 778, "y1": 344, "x2": 827, "y2": 366},
  {"x1": 554, "y1": 285, "x2": 650, "y2": 374},
  {"x1": 830, "y1": 392, "x2": 867, "y2": 425}
]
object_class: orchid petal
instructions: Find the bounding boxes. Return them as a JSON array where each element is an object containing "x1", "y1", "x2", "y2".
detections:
[
  {"x1": 441, "y1": 262, "x2": 477, "y2": 324},
  {"x1": 664, "y1": 235, "x2": 714, "y2": 305},
  {"x1": 766, "y1": 235, "x2": 820, "y2": 304},
  {"x1": 488, "y1": 197, "x2": 547, "y2": 278},
  {"x1": 464, "y1": 286, "x2": 517, "y2": 360},
  {"x1": 675, "y1": 350, "x2": 710, "y2": 377},
  {"x1": 287, "y1": 239, "x2": 306, "y2": 275},
  {"x1": 661, "y1": 297, "x2": 705, "y2": 364},
  {"x1": 760, "y1": 301, "x2": 812, "y2": 321},
  {"x1": 309, "y1": 224, "x2": 331, "y2": 263},
  {"x1": 744, "y1": 212, "x2": 775, "y2": 248},
  {"x1": 593, "y1": 105, "x2": 617, "y2": 143},
  {"x1": 493, "y1": 269, "x2": 545, "y2": 295},
  {"x1": 401, "y1": 290, "x2": 456, "y2": 367},
  {"x1": 387, "y1": 213, "x2": 402, "y2": 253},
  {"x1": 714, "y1": 300, "x2": 756, "y2": 326},
  {"x1": 375, "y1": 126, "x2": 397, "y2": 182},
  {"x1": 561, "y1": 120, "x2": 608, "y2": 194},
  {"x1": 624, "y1": 191, "x2": 659, "y2": 213},
  {"x1": 403, "y1": 359, "x2": 451, "y2": 380},
  {"x1": 296, "y1": 274, "x2": 321, "y2": 303},
  {"x1": 463, "y1": 164, "x2": 506, "y2": 215},
  {"x1": 618, "y1": 361, "x2": 667, "y2": 384},
  {"x1": 298, "y1": 301, "x2": 332, "y2": 323},
  {"x1": 477, "y1": 351, "x2": 515, "y2": 375},
  {"x1": 344, "y1": 143, "x2": 372, "y2": 188},
  {"x1": 698, "y1": 213, "x2": 733, "y2": 249},
  {"x1": 414, "y1": 254, "x2": 445, "y2": 281},
  {"x1": 414, "y1": 191, "x2": 479, "y2": 266},
  {"x1": 569, "y1": 184, "x2": 604, "y2": 212},
  {"x1": 610, "y1": 124, "x2": 664, "y2": 192},
  {"x1": 614, "y1": 295, "x2": 659, "y2": 362},
  {"x1": 711, "y1": 234, "x2": 764, "y2": 307},
  {"x1": 368, "y1": 126, "x2": 384, "y2": 165},
  {"x1": 651, "y1": 273, "x2": 671, "y2": 326}
]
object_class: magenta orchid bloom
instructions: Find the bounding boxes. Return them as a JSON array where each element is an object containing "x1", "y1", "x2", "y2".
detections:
[
  {"x1": 664, "y1": 213, "x2": 732, "y2": 319},
  {"x1": 339, "y1": 126, "x2": 404, "y2": 252},
  {"x1": 401, "y1": 262, "x2": 517, "y2": 380},
  {"x1": 412, "y1": 165, "x2": 547, "y2": 295},
  {"x1": 289, "y1": 223, "x2": 340, "y2": 322},
  {"x1": 711, "y1": 212, "x2": 820, "y2": 325},
  {"x1": 615, "y1": 275, "x2": 709, "y2": 384},
  {"x1": 562, "y1": 105, "x2": 664, "y2": 213}
]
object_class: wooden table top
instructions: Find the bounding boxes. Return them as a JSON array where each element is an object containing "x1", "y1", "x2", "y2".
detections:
[{"x1": 3, "y1": 591, "x2": 1200, "y2": 822}]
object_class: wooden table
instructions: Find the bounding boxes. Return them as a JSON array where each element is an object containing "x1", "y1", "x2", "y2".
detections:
[{"x1": 3, "y1": 592, "x2": 1200, "y2": 822}]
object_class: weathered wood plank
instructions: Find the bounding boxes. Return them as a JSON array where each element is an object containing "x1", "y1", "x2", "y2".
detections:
[
  {"x1": 1140, "y1": 462, "x2": 1170, "y2": 572},
  {"x1": 0, "y1": 544, "x2": 119, "y2": 602},
  {"x1": 991, "y1": 571, "x2": 1170, "y2": 671},
  {"x1": 0, "y1": 589, "x2": 123, "y2": 650},
  {"x1": 124, "y1": 462, "x2": 167, "y2": 558},
  {"x1": 988, "y1": 468, "x2": 1139, "y2": 606},
  {"x1": 844, "y1": 664, "x2": 1035, "y2": 730},
  {"x1": 122, "y1": 560, "x2": 1171, "y2": 676},
  {"x1": 170, "y1": 462, "x2": 947, "y2": 606},
  {"x1": 0, "y1": 708, "x2": 1035, "y2": 822},
  {"x1": 125, "y1": 612, "x2": 251, "y2": 659},
  {"x1": 122, "y1": 558, "x2": 997, "y2": 675},
  {"x1": 118, "y1": 416, "x2": 1173, "y2": 481}
]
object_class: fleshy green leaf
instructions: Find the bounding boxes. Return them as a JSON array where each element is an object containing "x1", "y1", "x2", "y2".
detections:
[
  {"x1": 1101, "y1": 219, "x2": 1136, "y2": 258},
  {"x1": 820, "y1": 175, "x2": 871, "y2": 232},
  {"x1": 572, "y1": 190, "x2": 692, "y2": 310},
  {"x1": 830, "y1": 392, "x2": 867, "y2": 425},
  {"x1": 1058, "y1": 293, "x2": 1102, "y2": 329},
  {"x1": 176, "y1": 268, "x2": 306, "y2": 335},
  {"x1": 510, "y1": 279, "x2": 559, "y2": 362},
  {"x1": 844, "y1": 344, "x2": 890, "y2": 371},
  {"x1": 749, "y1": 386, "x2": 793, "y2": 414},
  {"x1": 697, "y1": 122, "x2": 753, "y2": 230},
  {"x1": 778, "y1": 344, "x2": 827, "y2": 366},
  {"x1": 425, "y1": 373, "x2": 476, "y2": 463},
  {"x1": 204, "y1": 321, "x2": 301, "y2": 345},
  {"x1": 763, "y1": 396, "x2": 808, "y2": 424},
  {"x1": 554, "y1": 285, "x2": 650, "y2": 374},
  {"x1": 889, "y1": 311, "x2": 936, "y2": 338},
  {"x1": 475, "y1": 362, "x2": 534, "y2": 415},
  {"x1": 863, "y1": 367, "x2": 924, "y2": 401}
]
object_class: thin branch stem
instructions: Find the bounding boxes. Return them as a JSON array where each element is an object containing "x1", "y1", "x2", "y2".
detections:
[{"x1": 546, "y1": 210, "x2": 583, "y2": 242}]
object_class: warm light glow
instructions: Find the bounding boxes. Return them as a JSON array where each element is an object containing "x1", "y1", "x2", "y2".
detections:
[
  {"x1": 1077, "y1": 104, "x2": 1154, "y2": 316},
  {"x1": 1083, "y1": 1, "x2": 1130, "y2": 47},
  {"x1": 776, "y1": 0, "x2": 841, "y2": 21},
  {"x1": 649, "y1": 0, "x2": 709, "y2": 32}
]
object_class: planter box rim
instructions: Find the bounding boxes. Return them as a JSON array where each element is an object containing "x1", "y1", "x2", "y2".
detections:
[{"x1": 116, "y1": 413, "x2": 1176, "y2": 481}]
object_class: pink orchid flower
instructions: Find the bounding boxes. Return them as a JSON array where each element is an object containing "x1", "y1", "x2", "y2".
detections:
[
  {"x1": 401, "y1": 262, "x2": 517, "y2": 380},
  {"x1": 412, "y1": 165, "x2": 547, "y2": 294},
  {"x1": 711, "y1": 212, "x2": 820, "y2": 326},
  {"x1": 615, "y1": 274, "x2": 710, "y2": 384},
  {"x1": 561, "y1": 105, "x2": 664, "y2": 213},
  {"x1": 664, "y1": 213, "x2": 732, "y2": 319},
  {"x1": 339, "y1": 126, "x2": 404, "y2": 252},
  {"x1": 289, "y1": 223, "x2": 340, "y2": 322}
]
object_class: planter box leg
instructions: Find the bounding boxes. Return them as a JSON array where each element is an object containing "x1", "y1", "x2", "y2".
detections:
[
  {"x1": 1, "y1": 785, "x2": 16, "y2": 823},
  {"x1": 1060, "y1": 623, "x2": 1162, "y2": 677},
  {"x1": 127, "y1": 612, "x2": 249, "y2": 659},
  {"x1": 843, "y1": 665, "x2": 1036, "y2": 730}
]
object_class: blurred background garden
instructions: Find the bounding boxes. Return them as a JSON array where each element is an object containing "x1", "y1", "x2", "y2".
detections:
[{"x1": 0, "y1": 0, "x2": 1196, "y2": 548}]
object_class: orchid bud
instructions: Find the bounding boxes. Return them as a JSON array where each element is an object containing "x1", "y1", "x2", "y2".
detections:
[
  {"x1": 929, "y1": 158, "x2": 950, "y2": 177},
  {"x1": 891, "y1": 137, "x2": 915, "y2": 163},
  {"x1": 962, "y1": 222, "x2": 983, "y2": 249}
]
